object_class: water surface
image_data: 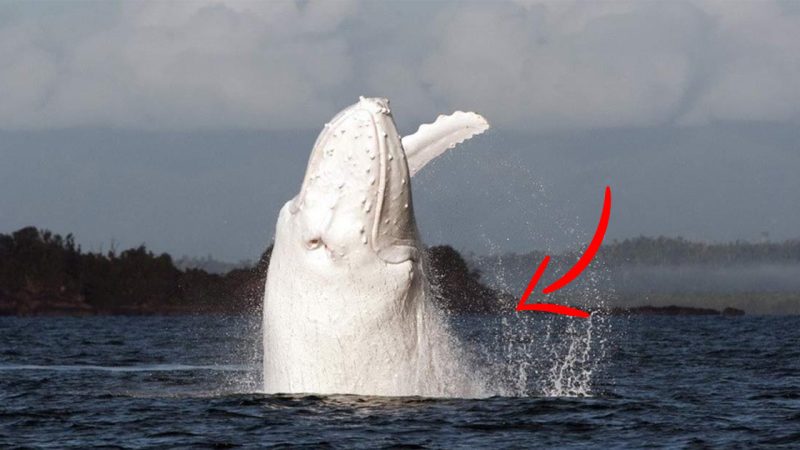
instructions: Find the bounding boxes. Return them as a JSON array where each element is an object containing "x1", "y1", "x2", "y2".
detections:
[{"x1": 1, "y1": 315, "x2": 798, "y2": 448}]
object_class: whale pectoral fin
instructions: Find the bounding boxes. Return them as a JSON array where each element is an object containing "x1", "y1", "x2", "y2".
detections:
[
  {"x1": 401, "y1": 111, "x2": 490, "y2": 177},
  {"x1": 376, "y1": 243, "x2": 418, "y2": 264}
]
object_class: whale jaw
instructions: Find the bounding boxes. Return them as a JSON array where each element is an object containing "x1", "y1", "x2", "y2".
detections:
[{"x1": 290, "y1": 97, "x2": 418, "y2": 265}]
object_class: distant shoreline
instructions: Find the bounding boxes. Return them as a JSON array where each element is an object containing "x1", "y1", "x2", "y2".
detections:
[
  {"x1": 2, "y1": 227, "x2": 798, "y2": 316},
  {"x1": 606, "y1": 305, "x2": 745, "y2": 316}
]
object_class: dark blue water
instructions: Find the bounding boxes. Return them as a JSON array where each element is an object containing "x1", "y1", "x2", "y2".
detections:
[{"x1": 1, "y1": 315, "x2": 798, "y2": 448}]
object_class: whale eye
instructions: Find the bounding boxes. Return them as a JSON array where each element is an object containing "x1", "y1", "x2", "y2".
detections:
[{"x1": 306, "y1": 238, "x2": 322, "y2": 250}]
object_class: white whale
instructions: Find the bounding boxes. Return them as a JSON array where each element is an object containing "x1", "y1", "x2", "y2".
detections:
[{"x1": 262, "y1": 97, "x2": 490, "y2": 397}]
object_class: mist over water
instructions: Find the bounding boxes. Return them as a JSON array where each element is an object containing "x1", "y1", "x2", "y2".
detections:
[{"x1": 612, "y1": 264, "x2": 800, "y2": 294}]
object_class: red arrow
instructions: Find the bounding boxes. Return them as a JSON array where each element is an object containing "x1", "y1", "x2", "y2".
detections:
[{"x1": 516, "y1": 186, "x2": 612, "y2": 318}]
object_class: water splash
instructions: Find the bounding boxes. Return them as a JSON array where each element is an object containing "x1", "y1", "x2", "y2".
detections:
[
  {"x1": 417, "y1": 146, "x2": 612, "y2": 398},
  {"x1": 457, "y1": 239, "x2": 611, "y2": 398},
  {"x1": 446, "y1": 311, "x2": 609, "y2": 398}
]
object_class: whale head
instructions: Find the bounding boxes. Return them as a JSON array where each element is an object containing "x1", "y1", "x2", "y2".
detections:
[{"x1": 288, "y1": 97, "x2": 417, "y2": 265}]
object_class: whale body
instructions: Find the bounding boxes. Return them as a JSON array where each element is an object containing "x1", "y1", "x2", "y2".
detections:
[{"x1": 262, "y1": 97, "x2": 489, "y2": 396}]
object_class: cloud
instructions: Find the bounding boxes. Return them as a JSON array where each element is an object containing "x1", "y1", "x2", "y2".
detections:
[
  {"x1": 0, "y1": 0, "x2": 798, "y2": 132},
  {"x1": 0, "y1": 1, "x2": 358, "y2": 130},
  {"x1": 421, "y1": 0, "x2": 800, "y2": 130}
]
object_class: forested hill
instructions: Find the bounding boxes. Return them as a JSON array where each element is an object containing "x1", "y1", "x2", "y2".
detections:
[
  {"x1": 0, "y1": 227, "x2": 269, "y2": 315},
  {"x1": 0, "y1": 227, "x2": 500, "y2": 316}
]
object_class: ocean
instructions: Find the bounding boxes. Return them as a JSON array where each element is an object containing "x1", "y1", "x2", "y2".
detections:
[{"x1": 1, "y1": 314, "x2": 798, "y2": 448}]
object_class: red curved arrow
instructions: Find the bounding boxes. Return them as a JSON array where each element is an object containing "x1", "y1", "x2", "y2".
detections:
[
  {"x1": 518, "y1": 302, "x2": 591, "y2": 318},
  {"x1": 516, "y1": 186, "x2": 612, "y2": 318},
  {"x1": 543, "y1": 186, "x2": 612, "y2": 294}
]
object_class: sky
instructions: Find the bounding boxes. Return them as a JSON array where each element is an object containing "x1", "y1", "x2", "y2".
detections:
[{"x1": 1, "y1": 0, "x2": 799, "y2": 262}]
